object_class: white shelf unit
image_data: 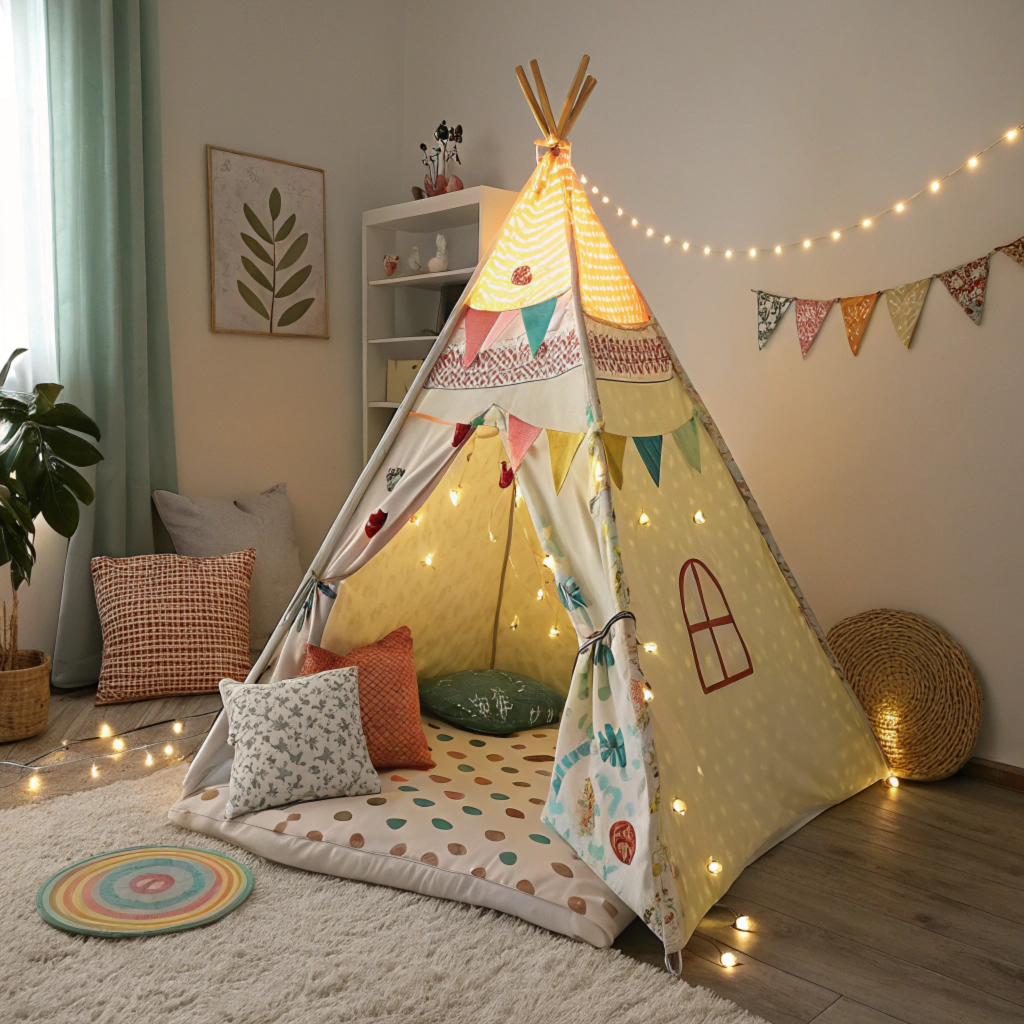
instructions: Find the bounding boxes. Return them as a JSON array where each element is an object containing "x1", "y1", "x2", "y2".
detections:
[{"x1": 362, "y1": 186, "x2": 517, "y2": 462}]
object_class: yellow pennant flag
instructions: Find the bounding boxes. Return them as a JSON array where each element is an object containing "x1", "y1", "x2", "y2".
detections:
[
  {"x1": 840, "y1": 293, "x2": 880, "y2": 356},
  {"x1": 602, "y1": 433, "x2": 628, "y2": 489},
  {"x1": 885, "y1": 278, "x2": 931, "y2": 348},
  {"x1": 546, "y1": 429, "x2": 585, "y2": 495}
]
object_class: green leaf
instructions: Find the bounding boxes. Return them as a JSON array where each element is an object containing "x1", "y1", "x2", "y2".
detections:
[
  {"x1": 243, "y1": 203, "x2": 273, "y2": 244},
  {"x1": 35, "y1": 403, "x2": 102, "y2": 440},
  {"x1": 31, "y1": 383, "x2": 63, "y2": 415},
  {"x1": 275, "y1": 264, "x2": 312, "y2": 298},
  {"x1": 241, "y1": 233, "x2": 274, "y2": 264},
  {"x1": 40, "y1": 474, "x2": 80, "y2": 537},
  {"x1": 0, "y1": 349, "x2": 26, "y2": 388},
  {"x1": 14, "y1": 429, "x2": 43, "y2": 491},
  {"x1": 277, "y1": 297, "x2": 315, "y2": 328},
  {"x1": 277, "y1": 232, "x2": 308, "y2": 271},
  {"x1": 241, "y1": 256, "x2": 273, "y2": 292},
  {"x1": 237, "y1": 280, "x2": 271, "y2": 320},
  {"x1": 269, "y1": 187, "x2": 281, "y2": 221},
  {"x1": 38, "y1": 425, "x2": 103, "y2": 467},
  {"x1": 275, "y1": 213, "x2": 295, "y2": 241}
]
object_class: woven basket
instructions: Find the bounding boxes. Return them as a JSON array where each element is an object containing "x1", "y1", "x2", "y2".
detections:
[
  {"x1": 826, "y1": 610, "x2": 981, "y2": 781},
  {"x1": 0, "y1": 650, "x2": 51, "y2": 743}
]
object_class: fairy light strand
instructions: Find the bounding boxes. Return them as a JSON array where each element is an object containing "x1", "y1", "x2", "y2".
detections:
[{"x1": 579, "y1": 123, "x2": 1023, "y2": 257}]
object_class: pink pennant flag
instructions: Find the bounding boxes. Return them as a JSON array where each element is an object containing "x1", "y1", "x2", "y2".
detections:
[
  {"x1": 462, "y1": 308, "x2": 501, "y2": 367},
  {"x1": 507, "y1": 414, "x2": 542, "y2": 472},
  {"x1": 795, "y1": 299, "x2": 834, "y2": 356},
  {"x1": 479, "y1": 309, "x2": 519, "y2": 355}
]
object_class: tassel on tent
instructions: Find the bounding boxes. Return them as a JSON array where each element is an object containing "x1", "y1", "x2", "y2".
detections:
[
  {"x1": 632, "y1": 435, "x2": 663, "y2": 487},
  {"x1": 547, "y1": 429, "x2": 585, "y2": 494},
  {"x1": 522, "y1": 297, "x2": 558, "y2": 355},
  {"x1": 603, "y1": 433, "x2": 627, "y2": 489},
  {"x1": 672, "y1": 416, "x2": 701, "y2": 474}
]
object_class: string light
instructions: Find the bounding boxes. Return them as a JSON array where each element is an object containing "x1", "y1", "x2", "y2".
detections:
[
  {"x1": 410, "y1": 513, "x2": 422, "y2": 526},
  {"x1": 720, "y1": 951, "x2": 738, "y2": 968},
  {"x1": 642, "y1": 685, "x2": 654, "y2": 703},
  {"x1": 671, "y1": 798, "x2": 686, "y2": 815},
  {"x1": 643, "y1": 641, "x2": 658, "y2": 653},
  {"x1": 28, "y1": 774, "x2": 40, "y2": 791},
  {"x1": 637, "y1": 509, "x2": 650, "y2": 526},
  {"x1": 591, "y1": 186, "x2": 598, "y2": 194},
  {"x1": 423, "y1": 553, "x2": 434, "y2": 567},
  {"x1": 536, "y1": 588, "x2": 544, "y2": 600},
  {"x1": 885, "y1": 775, "x2": 900, "y2": 789},
  {"x1": 581, "y1": 121, "x2": 1023, "y2": 257},
  {"x1": 449, "y1": 488, "x2": 460, "y2": 506},
  {"x1": 510, "y1": 616, "x2": 519, "y2": 630},
  {"x1": 91, "y1": 765, "x2": 99, "y2": 778},
  {"x1": 707, "y1": 858, "x2": 723, "y2": 875},
  {"x1": 112, "y1": 738, "x2": 125, "y2": 752},
  {"x1": 173, "y1": 722, "x2": 183, "y2": 734},
  {"x1": 734, "y1": 915, "x2": 751, "y2": 931},
  {"x1": 663, "y1": 235, "x2": 671, "y2": 243},
  {"x1": 548, "y1": 626, "x2": 560, "y2": 639},
  {"x1": 99, "y1": 724, "x2": 112, "y2": 738},
  {"x1": 145, "y1": 753, "x2": 154, "y2": 766},
  {"x1": 542, "y1": 555, "x2": 555, "y2": 570},
  {"x1": 163, "y1": 744, "x2": 174, "y2": 756},
  {"x1": 693, "y1": 510, "x2": 706, "y2": 525},
  {"x1": 682, "y1": 241, "x2": 689, "y2": 250},
  {"x1": 580, "y1": 175, "x2": 587, "y2": 183}
]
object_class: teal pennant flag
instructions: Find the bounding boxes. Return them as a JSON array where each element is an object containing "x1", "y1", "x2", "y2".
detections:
[
  {"x1": 632, "y1": 434, "x2": 663, "y2": 486},
  {"x1": 671, "y1": 415, "x2": 701, "y2": 473},
  {"x1": 521, "y1": 297, "x2": 558, "y2": 356}
]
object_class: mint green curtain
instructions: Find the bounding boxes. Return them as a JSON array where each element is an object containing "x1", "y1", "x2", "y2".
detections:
[{"x1": 46, "y1": 0, "x2": 177, "y2": 687}]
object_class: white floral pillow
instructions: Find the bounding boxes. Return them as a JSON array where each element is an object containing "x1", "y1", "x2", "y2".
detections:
[{"x1": 220, "y1": 668, "x2": 380, "y2": 819}]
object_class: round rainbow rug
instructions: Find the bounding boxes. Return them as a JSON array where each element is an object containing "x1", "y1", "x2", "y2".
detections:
[{"x1": 36, "y1": 846, "x2": 253, "y2": 938}]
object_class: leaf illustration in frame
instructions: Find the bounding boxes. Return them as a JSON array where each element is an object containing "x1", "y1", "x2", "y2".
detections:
[
  {"x1": 275, "y1": 213, "x2": 296, "y2": 241},
  {"x1": 237, "y1": 280, "x2": 271, "y2": 319},
  {"x1": 269, "y1": 187, "x2": 281, "y2": 220},
  {"x1": 277, "y1": 232, "x2": 308, "y2": 270},
  {"x1": 241, "y1": 256, "x2": 273, "y2": 292},
  {"x1": 276, "y1": 265, "x2": 312, "y2": 298},
  {"x1": 241, "y1": 233, "x2": 274, "y2": 264},
  {"x1": 243, "y1": 203, "x2": 273, "y2": 243},
  {"x1": 277, "y1": 297, "x2": 315, "y2": 327}
]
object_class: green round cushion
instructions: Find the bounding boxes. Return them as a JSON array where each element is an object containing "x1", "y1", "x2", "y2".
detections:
[{"x1": 418, "y1": 669, "x2": 564, "y2": 736}]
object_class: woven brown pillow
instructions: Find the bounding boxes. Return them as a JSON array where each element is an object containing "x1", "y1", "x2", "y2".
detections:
[{"x1": 92, "y1": 550, "x2": 255, "y2": 705}]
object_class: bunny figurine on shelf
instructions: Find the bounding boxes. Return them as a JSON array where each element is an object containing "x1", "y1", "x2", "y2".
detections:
[{"x1": 427, "y1": 234, "x2": 449, "y2": 274}]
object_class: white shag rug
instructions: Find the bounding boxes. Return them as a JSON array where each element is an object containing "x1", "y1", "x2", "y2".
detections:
[{"x1": 0, "y1": 767, "x2": 762, "y2": 1024}]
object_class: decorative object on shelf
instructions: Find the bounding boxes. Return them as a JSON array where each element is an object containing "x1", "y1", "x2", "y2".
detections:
[
  {"x1": 0, "y1": 349, "x2": 102, "y2": 742},
  {"x1": 386, "y1": 360, "x2": 424, "y2": 404},
  {"x1": 755, "y1": 232, "x2": 1024, "y2": 356},
  {"x1": 383, "y1": 254, "x2": 400, "y2": 277},
  {"x1": 208, "y1": 146, "x2": 329, "y2": 338},
  {"x1": 408, "y1": 246, "x2": 422, "y2": 272},
  {"x1": 37, "y1": 846, "x2": 254, "y2": 937},
  {"x1": 826, "y1": 609, "x2": 982, "y2": 781},
  {"x1": 427, "y1": 233, "x2": 450, "y2": 273},
  {"x1": 418, "y1": 120, "x2": 464, "y2": 199}
]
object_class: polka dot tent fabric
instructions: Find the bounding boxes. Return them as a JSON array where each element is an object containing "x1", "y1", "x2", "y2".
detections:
[
  {"x1": 169, "y1": 720, "x2": 631, "y2": 947},
  {"x1": 36, "y1": 846, "x2": 253, "y2": 937}
]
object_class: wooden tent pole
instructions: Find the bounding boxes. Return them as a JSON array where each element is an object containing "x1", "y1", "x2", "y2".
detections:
[
  {"x1": 515, "y1": 65, "x2": 551, "y2": 137},
  {"x1": 556, "y1": 55, "x2": 590, "y2": 137},
  {"x1": 560, "y1": 75, "x2": 596, "y2": 140},
  {"x1": 530, "y1": 60, "x2": 557, "y2": 138}
]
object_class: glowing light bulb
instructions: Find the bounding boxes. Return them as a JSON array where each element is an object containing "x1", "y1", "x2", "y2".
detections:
[
  {"x1": 28, "y1": 775, "x2": 40, "y2": 791},
  {"x1": 774, "y1": 246, "x2": 781, "y2": 254},
  {"x1": 637, "y1": 510, "x2": 650, "y2": 526},
  {"x1": 930, "y1": 180, "x2": 940, "y2": 191},
  {"x1": 112, "y1": 738, "x2": 125, "y2": 752},
  {"x1": 591, "y1": 186, "x2": 598, "y2": 194},
  {"x1": 549, "y1": 626, "x2": 559, "y2": 639},
  {"x1": 748, "y1": 249, "x2": 756, "y2": 257},
  {"x1": 510, "y1": 616, "x2": 519, "y2": 630},
  {"x1": 536, "y1": 589, "x2": 544, "y2": 600},
  {"x1": 542, "y1": 555, "x2": 555, "y2": 570},
  {"x1": 693, "y1": 510, "x2": 706, "y2": 525},
  {"x1": 725, "y1": 250, "x2": 732, "y2": 258},
  {"x1": 631, "y1": 218, "x2": 638, "y2": 227},
  {"x1": 580, "y1": 175, "x2": 587, "y2": 183},
  {"x1": 424, "y1": 553, "x2": 434, "y2": 567},
  {"x1": 703, "y1": 246, "x2": 710, "y2": 255},
  {"x1": 643, "y1": 642, "x2": 658, "y2": 654},
  {"x1": 663, "y1": 235, "x2": 671, "y2": 243},
  {"x1": 886, "y1": 775, "x2": 900, "y2": 789},
  {"x1": 164, "y1": 744, "x2": 174, "y2": 756},
  {"x1": 895, "y1": 203, "x2": 904, "y2": 212},
  {"x1": 802, "y1": 239, "x2": 811, "y2": 248},
  {"x1": 832, "y1": 231, "x2": 841, "y2": 239},
  {"x1": 449, "y1": 488, "x2": 460, "y2": 506},
  {"x1": 173, "y1": 722, "x2": 183, "y2": 734},
  {"x1": 862, "y1": 219, "x2": 871, "y2": 227},
  {"x1": 602, "y1": 195, "x2": 609, "y2": 203},
  {"x1": 91, "y1": 765, "x2": 99, "y2": 778},
  {"x1": 707, "y1": 858, "x2": 723, "y2": 875},
  {"x1": 720, "y1": 951, "x2": 737, "y2": 968},
  {"x1": 99, "y1": 724, "x2": 112, "y2": 738},
  {"x1": 1006, "y1": 129, "x2": 1017, "y2": 140},
  {"x1": 410, "y1": 513, "x2": 422, "y2": 526},
  {"x1": 671, "y1": 798, "x2": 686, "y2": 815},
  {"x1": 617, "y1": 208, "x2": 623, "y2": 216},
  {"x1": 646, "y1": 228, "x2": 654, "y2": 237},
  {"x1": 642, "y1": 686, "x2": 655, "y2": 703},
  {"x1": 682, "y1": 242, "x2": 689, "y2": 250},
  {"x1": 968, "y1": 156, "x2": 978, "y2": 167},
  {"x1": 734, "y1": 915, "x2": 751, "y2": 931},
  {"x1": 145, "y1": 752, "x2": 154, "y2": 766}
]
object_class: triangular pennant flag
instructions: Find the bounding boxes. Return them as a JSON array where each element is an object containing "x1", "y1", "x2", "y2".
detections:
[
  {"x1": 462, "y1": 307, "x2": 502, "y2": 367},
  {"x1": 756, "y1": 292, "x2": 794, "y2": 350},
  {"x1": 794, "y1": 299, "x2": 833, "y2": 357},
  {"x1": 996, "y1": 236, "x2": 1024, "y2": 268},
  {"x1": 521, "y1": 296, "x2": 558, "y2": 356},
  {"x1": 937, "y1": 256, "x2": 989, "y2": 325},
  {"x1": 632, "y1": 435, "x2": 663, "y2": 487},
  {"x1": 885, "y1": 278, "x2": 931, "y2": 348},
  {"x1": 602, "y1": 433, "x2": 627, "y2": 489},
  {"x1": 546, "y1": 429, "x2": 585, "y2": 494},
  {"x1": 671, "y1": 416, "x2": 701, "y2": 473},
  {"x1": 479, "y1": 308, "x2": 520, "y2": 356},
  {"x1": 839, "y1": 293, "x2": 879, "y2": 355},
  {"x1": 507, "y1": 414, "x2": 542, "y2": 472}
]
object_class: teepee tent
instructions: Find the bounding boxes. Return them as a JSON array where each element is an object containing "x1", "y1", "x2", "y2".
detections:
[{"x1": 181, "y1": 57, "x2": 887, "y2": 960}]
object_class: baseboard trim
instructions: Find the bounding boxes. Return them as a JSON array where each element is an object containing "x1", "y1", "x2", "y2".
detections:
[{"x1": 960, "y1": 757, "x2": 1024, "y2": 792}]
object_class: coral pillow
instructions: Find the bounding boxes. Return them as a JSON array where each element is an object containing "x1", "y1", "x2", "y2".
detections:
[
  {"x1": 92, "y1": 550, "x2": 255, "y2": 705},
  {"x1": 301, "y1": 627, "x2": 435, "y2": 770}
]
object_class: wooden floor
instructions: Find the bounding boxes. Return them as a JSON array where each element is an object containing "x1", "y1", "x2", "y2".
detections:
[{"x1": 4, "y1": 691, "x2": 1023, "y2": 1023}]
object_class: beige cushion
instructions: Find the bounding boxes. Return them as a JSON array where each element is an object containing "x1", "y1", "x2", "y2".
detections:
[{"x1": 153, "y1": 484, "x2": 302, "y2": 651}]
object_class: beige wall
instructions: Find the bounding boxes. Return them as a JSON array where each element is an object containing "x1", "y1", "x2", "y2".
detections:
[{"x1": 397, "y1": 1, "x2": 1024, "y2": 766}]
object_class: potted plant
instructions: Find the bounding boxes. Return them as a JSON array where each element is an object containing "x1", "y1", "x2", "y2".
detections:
[{"x1": 0, "y1": 349, "x2": 102, "y2": 741}]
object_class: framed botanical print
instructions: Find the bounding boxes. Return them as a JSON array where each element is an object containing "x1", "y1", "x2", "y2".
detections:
[{"x1": 208, "y1": 146, "x2": 329, "y2": 338}]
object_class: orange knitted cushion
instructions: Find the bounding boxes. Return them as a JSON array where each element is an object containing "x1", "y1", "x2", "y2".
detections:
[{"x1": 301, "y1": 627, "x2": 435, "y2": 771}]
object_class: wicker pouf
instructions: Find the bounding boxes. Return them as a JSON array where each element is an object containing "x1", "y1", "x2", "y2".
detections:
[{"x1": 826, "y1": 609, "x2": 981, "y2": 781}]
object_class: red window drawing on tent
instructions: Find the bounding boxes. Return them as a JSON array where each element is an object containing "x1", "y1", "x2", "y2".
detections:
[{"x1": 679, "y1": 558, "x2": 753, "y2": 693}]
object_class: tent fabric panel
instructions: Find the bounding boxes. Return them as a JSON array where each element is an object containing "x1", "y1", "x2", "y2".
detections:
[
  {"x1": 616, "y1": 413, "x2": 887, "y2": 941},
  {"x1": 585, "y1": 317, "x2": 674, "y2": 383},
  {"x1": 596, "y1": 375, "x2": 693, "y2": 439}
]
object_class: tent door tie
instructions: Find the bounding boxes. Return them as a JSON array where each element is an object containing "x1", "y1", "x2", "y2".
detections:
[{"x1": 577, "y1": 610, "x2": 635, "y2": 657}]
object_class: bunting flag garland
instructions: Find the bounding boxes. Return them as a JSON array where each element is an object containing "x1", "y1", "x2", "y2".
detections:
[
  {"x1": 840, "y1": 293, "x2": 880, "y2": 355},
  {"x1": 603, "y1": 433, "x2": 628, "y2": 489},
  {"x1": 885, "y1": 278, "x2": 931, "y2": 348},
  {"x1": 546, "y1": 429, "x2": 585, "y2": 494},
  {"x1": 756, "y1": 292, "x2": 794, "y2": 349},
  {"x1": 794, "y1": 299, "x2": 834, "y2": 357},
  {"x1": 937, "y1": 256, "x2": 989, "y2": 325},
  {"x1": 632, "y1": 435, "x2": 663, "y2": 487},
  {"x1": 671, "y1": 416, "x2": 701, "y2": 474},
  {"x1": 479, "y1": 309, "x2": 520, "y2": 357},
  {"x1": 996, "y1": 236, "x2": 1024, "y2": 267},
  {"x1": 521, "y1": 297, "x2": 558, "y2": 355},
  {"x1": 507, "y1": 415, "x2": 543, "y2": 471},
  {"x1": 462, "y1": 308, "x2": 502, "y2": 367}
]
